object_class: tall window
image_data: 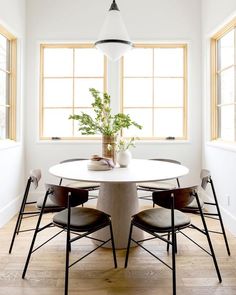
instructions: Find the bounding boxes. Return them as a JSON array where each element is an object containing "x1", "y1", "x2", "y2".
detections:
[
  {"x1": 211, "y1": 19, "x2": 236, "y2": 142},
  {"x1": 40, "y1": 44, "x2": 107, "y2": 139},
  {"x1": 121, "y1": 44, "x2": 187, "y2": 139},
  {"x1": 0, "y1": 26, "x2": 16, "y2": 140}
]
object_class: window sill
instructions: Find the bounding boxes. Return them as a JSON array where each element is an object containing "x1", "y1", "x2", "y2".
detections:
[
  {"x1": 37, "y1": 139, "x2": 190, "y2": 144},
  {"x1": 206, "y1": 140, "x2": 236, "y2": 153},
  {"x1": 0, "y1": 140, "x2": 21, "y2": 150}
]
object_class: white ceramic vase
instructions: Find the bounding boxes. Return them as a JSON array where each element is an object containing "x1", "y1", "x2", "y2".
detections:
[{"x1": 117, "y1": 150, "x2": 132, "y2": 167}]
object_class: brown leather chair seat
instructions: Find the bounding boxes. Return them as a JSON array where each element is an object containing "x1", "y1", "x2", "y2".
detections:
[
  {"x1": 133, "y1": 207, "x2": 191, "y2": 232},
  {"x1": 53, "y1": 207, "x2": 110, "y2": 231}
]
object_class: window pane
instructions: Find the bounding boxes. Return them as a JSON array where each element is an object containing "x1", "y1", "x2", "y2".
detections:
[
  {"x1": 217, "y1": 30, "x2": 234, "y2": 70},
  {"x1": 218, "y1": 105, "x2": 234, "y2": 141},
  {"x1": 74, "y1": 49, "x2": 104, "y2": 77},
  {"x1": 154, "y1": 48, "x2": 184, "y2": 77},
  {"x1": 41, "y1": 45, "x2": 106, "y2": 138},
  {"x1": 123, "y1": 48, "x2": 152, "y2": 77},
  {"x1": 0, "y1": 106, "x2": 8, "y2": 139},
  {"x1": 123, "y1": 108, "x2": 152, "y2": 137},
  {"x1": 43, "y1": 109, "x2": 73, "y2": 137},
  {"x1": 74, "y1": 78, "x2": 103, "y2": 107},
  {"x1": 154, "y1": 108, "x2": 183, "y2": 137},
  {"x1": 123, "y1": 78, "x2": 152, "y2": 107},
  {"x1": 218, "y1": 67, "x2": 234, "y2": 104},
  {"x1": 44, "y1": 79, "x2": 73, "y2": 107},
  {"x1": 0, "y1": 71, "x2": 8, "y2": 105},
  {"x1": 154, "y1": 78, "x2": 183, "y2": 107},
  {"x1": 43, "y1": 48, "x2": 73, "y2": 77}
]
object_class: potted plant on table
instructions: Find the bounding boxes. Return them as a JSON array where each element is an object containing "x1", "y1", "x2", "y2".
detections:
[
  {"x1": 116, "y1": 137, "x2": 138, "y2": 167},
  {"x1": 69, "y1": 88, "x2": 142, "y2": 163}
]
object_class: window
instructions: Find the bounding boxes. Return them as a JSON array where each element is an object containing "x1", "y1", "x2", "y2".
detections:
[
  {"x1": 40, "y1": 44, "x2": 107, "y2": 139},
  {"x1": 0, "y1": 25, "x2": 17, "y2": 140},
  {"x1": 121, "y1": 44, "x2": 187, "y2": 139},
  {"x1": 211, "y1": 18, "x2": 236, "y2": 142},
  {"x1": 40, "y1": 43, "x2": 187, "y2": 140}
]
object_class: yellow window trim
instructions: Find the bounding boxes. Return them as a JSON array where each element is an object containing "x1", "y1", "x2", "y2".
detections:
[
  {"x1": 211, "y1": 18, "x2": 236, "y2": 141},
  {"x1": 0, "y1": 25, "x2": 17, "y2": 141},
  {"x1": 120, "y1": 43, "x2": 188, "y2": 140},
  {"x1": 39, "y1": 43, "x2": 107, "y2": 140}
]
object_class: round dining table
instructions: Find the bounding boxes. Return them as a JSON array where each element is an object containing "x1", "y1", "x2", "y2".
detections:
[{"x1": 49, "y1": 159, "x2": 189, "y2": 249}]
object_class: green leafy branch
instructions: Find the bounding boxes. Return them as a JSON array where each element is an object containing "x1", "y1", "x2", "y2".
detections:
[{"x1": 69, "y1": 88, "x2": 142, "y2": 136}]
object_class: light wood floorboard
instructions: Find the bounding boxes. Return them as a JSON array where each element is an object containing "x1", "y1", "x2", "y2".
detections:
[{"x1": 0, "y1": 199, "x2": 236, "y2": 295}]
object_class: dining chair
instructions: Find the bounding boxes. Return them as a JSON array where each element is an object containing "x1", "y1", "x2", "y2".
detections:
[
  {"x1": 22, "y1": 184, "x2": 117, "y2": 295},
  {"x1": 182, "y1": 169, "x2": 230, "y2": 255},
  {"x1": 59, "y1": 158, "x2": 100, "y2": 201},
  {"x1": 9, "y1": 169, "x2": 63, "y2": 254},
  {"x1": 137, "y1": 159, "x2": 181, "y2": 207},
  {"x1": 125, "y1": 186, "x2": 222, "y2": 295}
]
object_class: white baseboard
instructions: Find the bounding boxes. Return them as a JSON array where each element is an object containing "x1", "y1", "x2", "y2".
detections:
[
  {"x1": 0, "y1": 191, "x2": 44, "y2": 228},
  {"x1": 202, "y1": 194, "x2": 236, "y2": 237},
  {"x1": 219, "y1": 206, "x2": 236, "y2": 237},
  {"x1": 0, "y1": 196, "x2": 22, "y2": 228}
]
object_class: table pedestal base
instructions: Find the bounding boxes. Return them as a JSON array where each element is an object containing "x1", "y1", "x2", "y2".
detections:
[{"x1": 92, "y1": 182, "x2": 143, "y2": 249}]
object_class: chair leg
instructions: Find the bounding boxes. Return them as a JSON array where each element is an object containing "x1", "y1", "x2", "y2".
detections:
[
  {"x1": 22, "y1": 212, "x2": 42, "y2": 278},
  {"x1": 68, "y1": 233, "x2": 71, "y2": 252},
  {"x1": 9, "y1": 210, "x2": 25, "y2": 254},
  {"x1": 16, "y1": 213, "x2": 24, "y2": 235},
  {"x1": 196, "y1": 193, "x2": 222, "y2": 283},
  {"x1": 65, "y1": 223, "x2": 70, "y2": 295},
  {"x1": 174, "y1": 233, "x2": 177, "y2": 254},
  {"x1": 109, "y1": 222, "x2": 117, "y2": 268},
  {"x1": 171, "y1": 197, "x2": 176, "y2": 295},
  {"x1": 211, "y1": 180, "x2": 230, "y2": 256},
  {"x1": 172, "y1": 231, "x2": 176, "y2": 295},
  {"x1": 9, "y1": 180, "x2": 31, "y2": 254},
  {"x1": 22, "y1": 193, "x2": 49, "y2": 278},
  {"x1": 167, "y1": 233, "x2": 177, "y2": 253},
  {"x1": 124, "y1": 223, "x2": 133, "y2": 268},
  {"x1": 167, "y1": 232, "x2": 170, "y2": 252}
]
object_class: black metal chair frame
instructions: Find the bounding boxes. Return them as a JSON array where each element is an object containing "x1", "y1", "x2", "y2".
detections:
[
  {"x1": 137, "y1": 159, "x2": 181, "y2": 207},
  {"x1": 125, "y1": 187, "x2": 222, "y2": 295},
  {"x1": 22, "y1": 184, "x2": 117, "y2": 295},
  {"x1": 9, "y1": 171, "x2": 42, "y2": 254},
  {"x1": 183, "y1": 169, "x2": 230, "y2": 256},
  {"x1": 59, "y1": 158, "x2": 100, "y2": 201}
]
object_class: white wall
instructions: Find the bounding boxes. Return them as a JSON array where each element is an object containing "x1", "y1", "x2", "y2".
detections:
[
  {"x1": 202, "y1": 0, "x2": 236, "y2": 234},
  {"x1": 0, "y1": 0, "x2": 25, "y2": 226},
  {"x1": 25, "y1": 0, "x2": 202, "y2": 196},
  {"x1": 2, "y1": 0, "x2": 236, "y2": 236}
]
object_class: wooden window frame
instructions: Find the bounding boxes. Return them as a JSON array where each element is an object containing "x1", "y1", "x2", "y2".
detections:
[
  {"x1": 120, "y1": 43, "x2": 188, "y2": 140},
  {"x1": 39, "y1": 44, "x2": 107, "y2": 140},
  {"x1": 211, "y1": 17, "x2": 236, "y2": 142},
  {"x1": 0, "y1": 25, "x2": 17, "y2": 141}
]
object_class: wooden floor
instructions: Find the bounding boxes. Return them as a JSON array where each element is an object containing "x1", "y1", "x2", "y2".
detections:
[{"x1": 0, "y1": 199, "x2": 236, "y2": 295}]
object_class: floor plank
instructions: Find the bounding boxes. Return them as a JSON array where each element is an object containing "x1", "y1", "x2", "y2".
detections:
[{"x1": 0, "y1": 199, "x2": 236, "y2": 295}]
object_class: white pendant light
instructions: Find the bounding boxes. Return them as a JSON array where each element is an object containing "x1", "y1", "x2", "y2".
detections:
[{"x1": 95, "y1": 0, "x2": 133, "y2": 61}]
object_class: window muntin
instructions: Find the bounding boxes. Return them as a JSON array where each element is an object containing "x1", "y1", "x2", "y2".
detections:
[
  {"x1": 40, "y1": 44, "x2": 107, "y2": 139},
  {"x1": 0, "y1": 26, "x2": 16, "y2": 140},
  {"x1": 211, "y1": 19, "x2": 236, "y2": 142},
  {"x1": 121, "y1": 44, "x2": 187, "y2": 139}
]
